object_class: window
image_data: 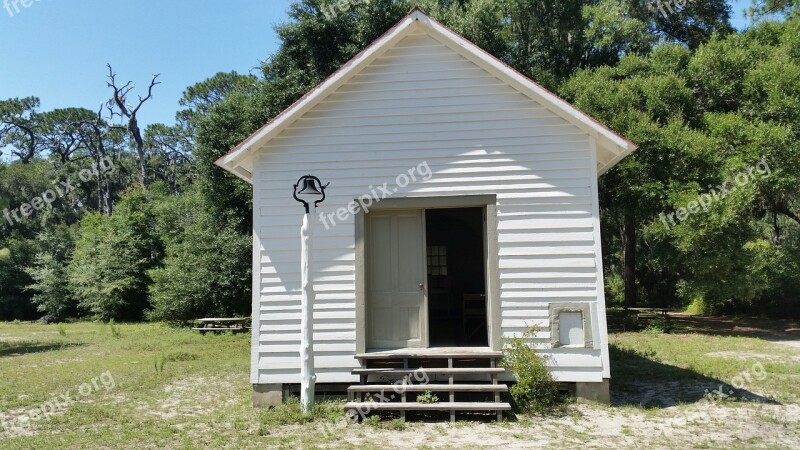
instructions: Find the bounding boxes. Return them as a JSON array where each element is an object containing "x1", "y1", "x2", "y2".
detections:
[
  {"x1": 427, "y1": 245, "x2": 447, "y2": 276},
  {"x1": 549, "y1": 303, "x2": 594, "y2": 349},
  {"x1": 558, "y1": 312, "x2": 584, "y2": 346}
]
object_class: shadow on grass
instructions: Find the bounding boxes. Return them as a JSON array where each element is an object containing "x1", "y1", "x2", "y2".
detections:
[
  {"x1": 0, "y1": 341, "x2": 86, "y2": 358},
  {"x1": 609, "y1": 344, "x2": 780, "y2": 408},
  {"x1": 608, "y1": 310, "x2": 800, "y2": 341},
  {"x1": 668, "y1": 314, "x2": 800, "y2": 340}
]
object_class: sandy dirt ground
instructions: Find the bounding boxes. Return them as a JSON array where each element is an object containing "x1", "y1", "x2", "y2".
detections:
[
  {"x1": 278, "y1": 356, "x2": 800, "y2": 450},
  {"x1": 303, "y1": 401, "x2": 800, "y2": 449},
  {"x1": 3, "y1": 317, "x2": 798, "y2": 449}
]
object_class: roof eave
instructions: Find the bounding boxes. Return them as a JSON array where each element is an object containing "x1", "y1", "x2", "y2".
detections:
[
  {"x1": 213, "y1": 10, "x2": 421, "y2": 177},
  {"x1": 413, "y1": 12, "x2": 639, "y2": 166}
]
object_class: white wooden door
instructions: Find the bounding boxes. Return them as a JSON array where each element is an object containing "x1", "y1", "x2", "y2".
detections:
[{"x1": 367, "y1": 209, "x2": 427, "y2": 349}]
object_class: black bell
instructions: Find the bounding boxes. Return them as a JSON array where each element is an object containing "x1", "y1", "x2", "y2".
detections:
[
  {"x1": 293, "y1": 174, "x2": 328, "y2": 213},
  {"x1": 296, "y1": 178, "x2": 323, "y2": 196}
]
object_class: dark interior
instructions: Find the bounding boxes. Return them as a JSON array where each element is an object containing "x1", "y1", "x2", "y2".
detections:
[{"x1": 425, "y1": 207, "x2": 488, "y2": 347}]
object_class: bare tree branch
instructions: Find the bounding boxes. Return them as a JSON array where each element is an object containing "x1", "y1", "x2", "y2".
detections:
[
  {"x1": 104, "y1": 64, "x2": 160, "y2": 187},
  {"x1": 132, "y1": 74, "x2": 161, "y2": 116}
]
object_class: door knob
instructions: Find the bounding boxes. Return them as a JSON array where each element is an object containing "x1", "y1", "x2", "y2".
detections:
[{"x1": 418, "y1": 282, "x2": 424, "y2": 290}]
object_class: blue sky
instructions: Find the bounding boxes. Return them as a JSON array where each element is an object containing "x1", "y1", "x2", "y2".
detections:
[
  {"x1": 0, "y1": 0, "x2": 295, "y2": 127},
  {"x1": 1, "y1": 0, "x2": 752, "y2": 129}
]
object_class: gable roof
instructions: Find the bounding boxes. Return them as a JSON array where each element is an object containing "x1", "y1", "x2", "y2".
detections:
[{"x1": 215, "y1": 7, "x2": 637, "y2": 183}]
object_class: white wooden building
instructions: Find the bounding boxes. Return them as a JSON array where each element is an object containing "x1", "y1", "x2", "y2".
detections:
[{"x1": 216, "y1": 8, "x2": 636, "y2": 413}]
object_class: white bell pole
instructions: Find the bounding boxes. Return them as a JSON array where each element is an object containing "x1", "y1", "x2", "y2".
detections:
[{"x1": 300, "y1": 204, "x2": 317, "y2": 413}]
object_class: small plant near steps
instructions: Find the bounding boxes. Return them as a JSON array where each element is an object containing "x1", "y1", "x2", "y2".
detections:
[
  {"x1": 502, "y1": 328, "x2": 566, "y2": 415},
  {"x1": 416, "y1": 390, "x2": 439, "y2": 404}
]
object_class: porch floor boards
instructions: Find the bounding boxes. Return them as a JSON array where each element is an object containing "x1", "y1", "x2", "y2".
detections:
[{"x1": 356, "y1": 347, "x2": 502, "y2": 359}]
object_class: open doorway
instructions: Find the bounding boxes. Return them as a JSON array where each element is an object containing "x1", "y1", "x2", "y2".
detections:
[{"x1": 425, "y1": 207, "x2": 488, "y2": 347}]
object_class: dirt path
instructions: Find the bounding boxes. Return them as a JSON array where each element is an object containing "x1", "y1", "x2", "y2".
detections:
[
  {"x1": 771, "y1": 340, "x2": 800, "y2": 349},
  {"x1": 669, "y1": 314, "x2": 800, "y2": 340},
  {"x1": 292, "y1": 402, "x2": 800, "y2": 449}
]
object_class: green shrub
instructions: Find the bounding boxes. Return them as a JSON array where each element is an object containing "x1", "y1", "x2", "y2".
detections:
[
  {"x1": 258, "y1": 396, "x2": 344, "y2": 426},
  {"x1": 416, "y1": 389, "x2": 439, "y2": 404},
  {"x1": 57, "y1": 323, "x2": 67, "y2": 337},
  {"x1": 109, "y1": 319, "x2": 122, "y2": 338},
  {"x1": 164, "y1": 351, "x2": 199, "y2": 362},
  {"x1": 502, "y1": 328, "x2": 563, "y2": 414},
  {"x1": 643, "y1": 316, "x2": 673, "y2": 334},
  {"x1": 685, "y1": 296, "x2": 707, "y2": 315},
  {"x1": 388, "y1": 418, "x2": 406, "y2": 430},
  {"x1": 154, "y1": 352, "x2": 166, "y2": 376},
  {"x1": 363, "y1": 415, "x2": 381, "y2": 428}
]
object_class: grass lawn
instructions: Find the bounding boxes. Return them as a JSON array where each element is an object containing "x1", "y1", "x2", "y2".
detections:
[{"x1": 1, "y1": 318, "x2": 799, "y2": 449}]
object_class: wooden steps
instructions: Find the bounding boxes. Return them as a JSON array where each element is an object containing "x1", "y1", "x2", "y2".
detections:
[
  {"x1": 347, "y1": 349, "x2": 510, "y2": 422},
  {"x1": 345, "y1": 401, "x2": 512, "y2": 411},
  {"x1": 352, "y1": 367, "x2": 505, "y2": 376},
  {"x1": 355, "y1": 349, "x2": 503, "y2": 359},
  {"x1": 348, "y1": 384, "x2": 508, "y2": 393}
]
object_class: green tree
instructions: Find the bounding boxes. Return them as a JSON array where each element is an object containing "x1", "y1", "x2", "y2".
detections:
[
  {"x1": 0, "y1": 160, "x2": 58, "y2": 319},
  {"x1": 67, "y1": 188, "x2": 162, "y2": 320},
  {"x1": 648, "y1": 0, "x2": 733, "y2": 49},
  {"x1": 563, "y1": 15, "x2": 800, "y2": 315},
  {"x1": 0, "y1": 234, "x2": 37, "y2": 320},
  {"x1": 148, "y1": 187, "x2": 251, "y2": 323},
  {"x1": 0, "y1": 97, "x2": 42, "y2": 163},
  {"x1": 749, "y1": 0, "x2": 800, "y2": 17},
  {"x1": 561, "y1": 44, "x2": 710, "y2": 307},
  {"x1": 25, "y1": 224, "x2": 76, "y2": 319},
  {"x1": 177, "y1": 71, "x2": 258, "y2": 136},
  {"x1": 144, "y1": 123, "x2": 195, "y2": 194},
  {"x1": 37, "y1": 107, "x2": 96, "y2": 163}
]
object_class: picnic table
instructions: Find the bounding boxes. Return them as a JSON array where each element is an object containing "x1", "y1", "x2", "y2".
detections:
[
  {"x1": 626, "y1": 307, "x2": 672, "y2": 320},
  {"x1": 192, "y1": 318, "x2": 251, "y2": 335}
]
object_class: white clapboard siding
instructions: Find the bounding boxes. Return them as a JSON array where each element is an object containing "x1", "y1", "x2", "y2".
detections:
[
  {"x1": 549, "y1": 368, "x2": 606, "y2": 383},
  {"x1": 251, "y1": 31, "x2": 607, "y2": 384}
]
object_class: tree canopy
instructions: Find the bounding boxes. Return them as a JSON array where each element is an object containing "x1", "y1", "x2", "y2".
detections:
[{"x1": 1, "y1": 0, "x2": 798, "y2": 321}]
